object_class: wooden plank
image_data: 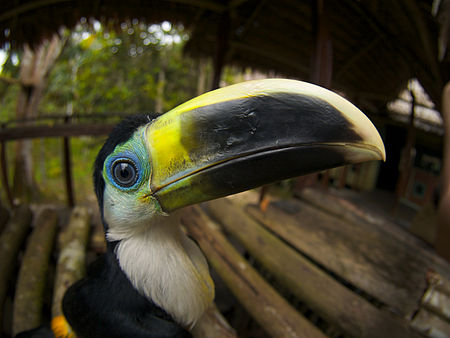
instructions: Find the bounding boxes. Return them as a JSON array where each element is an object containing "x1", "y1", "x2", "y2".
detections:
[
  {"x1": 245, "y1": 197, "x2": 425, "y2": 317},
  {"x1": 182, "y1": 205, "x2": 327, "y2": 338},
  {"x1": 0, "y1": 205, "x2": 32, "y2": 334},
  {"x1": 12, "y1": 208, "x2": 58, "y2": 335},
  {"x1": 422, "y1": 287, "x2": 450, "y2": 323},
  {"x1": 0, "y1": 123, "x2": 115, "y2": 141},
  {"x1": 52, "y1": 207, "x2": 91, "y2": 318},
  {"x1": 204, "y1": 198, "x2": 420, "y2": 338},
  {"x1": 410, "y1": 308, "x2": 450, "y2": 338},
  {"x1": 298, "y1": 188, "x2": 450, "y2": 282}
]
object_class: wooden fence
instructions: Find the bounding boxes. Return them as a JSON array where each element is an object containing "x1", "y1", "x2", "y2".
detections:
[{"x1": 0, "y1": 114, "x2": 128, "y2": 207}]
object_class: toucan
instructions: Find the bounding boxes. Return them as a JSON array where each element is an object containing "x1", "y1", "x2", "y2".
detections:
[{"x1": 17, "y1": 79, "x2": 385, "y2": 338}]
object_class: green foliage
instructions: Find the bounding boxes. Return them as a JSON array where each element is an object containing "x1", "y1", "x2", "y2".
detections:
[
  {"x1": 40, "y1": 21, "x2": 198, "y2": 116},
  {"x1": 0, "y1": 20, "x2": 207, "y2": 204}
]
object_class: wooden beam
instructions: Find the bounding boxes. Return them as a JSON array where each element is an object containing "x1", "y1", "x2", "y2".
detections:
[
  {"x1": 311, "y1": 0, "x2": 333, "y2": 88},
  {"x1": 335, "y1": 37, "x2": 381, "y2": 80},
  {"x1": 436, "y1": 81, "x2": 450, "y2": 261},
  {"x1": 0, "y1": 0, "x2": 72, "y2": 23},
  {"x1": 163, "y1": 0, "x2": 226, "y2": 13},
  {"x1": 212, "y1": 12, "x2": 230, "y2": 89},
  {"x1": 0, "y1": 123, "x2": 115, "y2": 141},
  {"x1": 228, "y1": 0, "x2": 250, "y2": 8},
  {"x1": 394, "y1": 85, "x2": 416, "y2": 210},
  {"x1": 182, "y1": 205, "x2": 327, "y2": 338},
  {"x1": 211, "y1": 12, "x2": 231, "y2": 89},
  {"x1": 229, "y1": 41, "x2": 310, "y2": 74},
  {"x1": 62, "y1": 117, "x2": 75, "y2": 207},
  {"x1": 0, "y1": 141, "x2": 13, "y2": 206},
  {"x1": 399, "y1": 0, "x2": 442, "y2": 85},
  {"x1": 227, "y1": 0, "x2": 267, "y2": 59}
]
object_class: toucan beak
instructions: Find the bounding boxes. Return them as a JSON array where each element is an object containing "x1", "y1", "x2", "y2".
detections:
[{"x1": 145, "y1": 79, "x2": 385, "y2": 212}]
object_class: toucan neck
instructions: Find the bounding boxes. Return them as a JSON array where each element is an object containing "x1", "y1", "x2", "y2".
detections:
[{"x1": 112, "y1": 214, "x2": 214, "y2": 327}]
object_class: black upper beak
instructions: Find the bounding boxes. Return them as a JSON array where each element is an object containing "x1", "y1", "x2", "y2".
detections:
[{"x1": 144, "y1": 79, "x2": 385, "y2": 212}]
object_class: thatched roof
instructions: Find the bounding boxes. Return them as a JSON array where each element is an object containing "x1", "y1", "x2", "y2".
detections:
[{"x1": 1, "y1": 0, "x2": 449, "y2": 114}]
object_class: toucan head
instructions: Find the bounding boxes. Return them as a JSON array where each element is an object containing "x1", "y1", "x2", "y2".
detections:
[
  {"x1": 92, "y1": 79, "x2": 385, "y2": 326},
  {"x1": 95, "y1": 79, "x2": 384, "y2": 235}
]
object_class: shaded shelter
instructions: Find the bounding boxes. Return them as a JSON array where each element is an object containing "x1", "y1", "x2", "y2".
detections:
[{"x1": 0, "y1": 0, "x2": 448, "y2": 112}]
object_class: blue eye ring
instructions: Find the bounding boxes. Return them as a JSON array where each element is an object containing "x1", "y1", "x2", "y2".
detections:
[{"x1": 111, "y1": 159, "x2": 139, "y2": 188}]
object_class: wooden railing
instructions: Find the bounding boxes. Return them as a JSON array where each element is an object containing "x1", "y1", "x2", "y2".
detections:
[{"x1": 0, "y1": 114, "x2": 132, "y2": 207}]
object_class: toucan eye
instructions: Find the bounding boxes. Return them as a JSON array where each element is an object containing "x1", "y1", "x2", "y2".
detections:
[{"x1": 112, "y1": 160, "x2": 138, "y2": 188}]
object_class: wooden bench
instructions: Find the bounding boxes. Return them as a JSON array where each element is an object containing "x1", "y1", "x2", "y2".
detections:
[
  {"x1": 1, "y1": 188, "x2": 450, "y2": 337},
  {"x1": 183, "y1": 189, "x2": 450, "y2": 337}
]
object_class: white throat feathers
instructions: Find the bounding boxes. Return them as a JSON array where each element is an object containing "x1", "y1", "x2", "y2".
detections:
[{"x1": 111, "y1": 213, "x2": 215, "y2": 327}]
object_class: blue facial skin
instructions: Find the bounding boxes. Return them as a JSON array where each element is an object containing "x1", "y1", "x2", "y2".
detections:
[{"x1": 103, "y1": 127, "x2": 151, "y2": 193}]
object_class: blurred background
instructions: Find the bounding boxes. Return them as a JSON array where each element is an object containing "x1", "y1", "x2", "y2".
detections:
[{"x1": 0, "y1": 1, "x2": 449, "y2": 337}]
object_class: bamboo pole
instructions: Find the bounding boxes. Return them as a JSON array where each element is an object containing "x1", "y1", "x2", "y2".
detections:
[
  {"x1": 204, "y1": 198, "x2": 421, "y2": 338},
  {"x1": 12, "y1": 208, "x2": 58, "y2": 335},
  {"x1": 52, "y1": 207, "x2": 90, "y2": 318},
  {"x1": 182, "y1": 205, "x2": 327, "y2": 338},
  {"x1": 0, "y1": 205, "x2": 32, "y2": 333},
  {"x1": 191, "y1": 304, "x2": 236, "y2": 338}
]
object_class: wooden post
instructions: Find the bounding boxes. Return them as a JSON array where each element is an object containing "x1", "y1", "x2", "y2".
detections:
[
  {"x1": 293, "y1": 0, "x2": 334, "y2": 194},
  {"x1": 311, "y1": 0, "x2": 333, "y2": 88},
  {"x1": 314, "y1": 0, "x2": 333, "y2": 188},
  {"x1": 436, "y1": 82, "x2": 450, "y2": 261},
  {"x1": 393, "y1": 86, "x2": 416, "y2": 213},
  {"x1": 63, "y1": 116, "x2": 74, "y2": 207},
  {"x1": 211, "y1": 13, "x2": 230, "y2": 90},
  {"x1": 0, "y1": 141, "x2": 13, "y2": 206}
]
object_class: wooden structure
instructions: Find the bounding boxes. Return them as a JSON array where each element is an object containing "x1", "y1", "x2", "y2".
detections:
[
  {"x1": 0, "y1": 0, "x2": 448, "y2": 109},
  {"x1": 1, "y1": 189, "x2": 450, "y2": 337}
]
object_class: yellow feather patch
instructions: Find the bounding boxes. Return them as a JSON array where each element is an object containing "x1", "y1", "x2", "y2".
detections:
[{"x1": 51, "y1": 316, "x2": 76, "y2": 338}]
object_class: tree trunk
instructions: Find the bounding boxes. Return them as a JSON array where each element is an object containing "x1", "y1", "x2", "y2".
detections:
[{"x1": 12, "y1": 35, "x2": 65, "y2": 203}]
